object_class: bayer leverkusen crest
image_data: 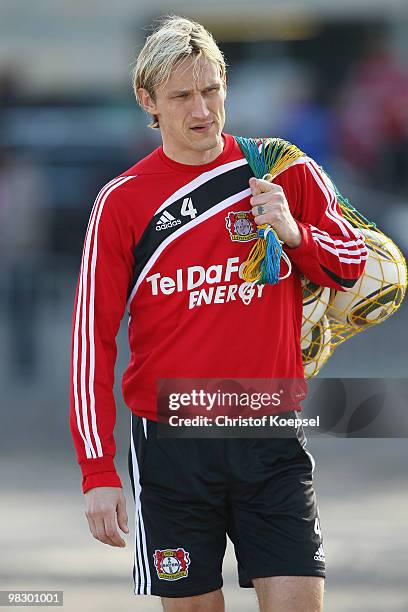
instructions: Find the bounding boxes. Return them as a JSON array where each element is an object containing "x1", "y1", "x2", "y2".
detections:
[
  {"x1": 153, "y1": 548, "x2": 191, "y2": 581},
  {"x1": 225, "y1": 211, "x2": 258, "y2": 242}
]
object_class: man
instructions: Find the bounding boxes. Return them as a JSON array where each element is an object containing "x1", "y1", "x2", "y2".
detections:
[{"x1": 70, "y1": 16, "x2": 367, "y2": 612}]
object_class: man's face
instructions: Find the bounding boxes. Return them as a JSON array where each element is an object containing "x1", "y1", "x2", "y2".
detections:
[{"x1": 138, "y1": 57, "x2": 226, "y2": 163}]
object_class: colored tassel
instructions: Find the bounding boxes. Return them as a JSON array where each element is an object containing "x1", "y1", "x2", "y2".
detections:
[
  {"x1": 235, "y1": 136, "x2": 305, "y2": 285},
  {"x1": 241, "y1": 226, "x2": 282, "y2": 284}
]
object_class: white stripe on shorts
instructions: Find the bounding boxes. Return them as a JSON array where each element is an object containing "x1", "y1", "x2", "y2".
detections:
[{"x1": 130, "y1": 415, "x2": 151, "y2": 595}]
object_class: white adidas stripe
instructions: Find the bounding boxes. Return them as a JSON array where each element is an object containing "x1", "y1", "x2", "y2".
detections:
[
  {"x1": 72, "y1": 176, "x2": 123, "y2": 459},
  {"x1": 130, "y1": 417, "x2": 151, "y2": 595},
  {"x1": 130, "y1": 420, "x2": 143, "y2": 594},
  {"x1": 86, "y1": 176, "x2": 135, "y2": 457},
  {"x1": 311, "y1": 234, "x2": 368, "y2": 263},
  {"x1": 311, "y1": 230, "x2": 368, "y2": 258},
  {"x1": 311, "y1": 227, "x2": 366, "y2": 249},
  {"x1": 306, "y1": 160, "x2": 351, "y2": 238},
  {"x1": 306, "y1": 159, "x2": 364, "y2": 242},
  {"x1": 73, "y1": 175, "x2": 134, "y2": 460},
  {"x1": 304, "y1": 159, "x2": 369, "y2": 263}
]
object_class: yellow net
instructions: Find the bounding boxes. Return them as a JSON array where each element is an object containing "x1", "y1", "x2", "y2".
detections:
[{"x1": 301, "y1": 209, "x2": 407, "y2": 379}]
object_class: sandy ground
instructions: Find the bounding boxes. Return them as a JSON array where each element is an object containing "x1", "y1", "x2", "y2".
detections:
[{"x1": 1, "y1": 439, "x2": 408, "y2": 612}]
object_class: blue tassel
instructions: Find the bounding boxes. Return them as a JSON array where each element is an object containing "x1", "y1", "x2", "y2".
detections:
[{"x1": 259, "y1": 227, "x2": 282, "y2": 284}]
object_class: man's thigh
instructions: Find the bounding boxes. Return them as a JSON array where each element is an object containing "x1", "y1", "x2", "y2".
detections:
[
  {"x1": 161, "y1": 589, "x2": 225, "y2": 612},
  {"x1": 253, "y1": 576, "x2": 324, "y2": 612},
  {"x1": 129, "y1": 414, "x2": 228, "y2": 598},
  {"x1": 226, "y1": 418, "x2": 326, "y2": 588}
]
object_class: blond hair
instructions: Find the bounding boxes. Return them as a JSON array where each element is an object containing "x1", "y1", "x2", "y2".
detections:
[{"x1": 132, "y1": 15, "x2": 226, "y2": 129}]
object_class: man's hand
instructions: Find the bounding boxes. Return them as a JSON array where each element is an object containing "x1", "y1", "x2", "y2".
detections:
[
  {"x1": 249, "y1": 177, "x2": 302, "y2": 248},
  {"x1": 85, "y1": 486, "x2": 129, "y2": 547}
]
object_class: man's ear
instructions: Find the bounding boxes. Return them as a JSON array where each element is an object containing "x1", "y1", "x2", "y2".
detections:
[{"x1": 137, "y1": 87, "x2": 157, "y2": 114}]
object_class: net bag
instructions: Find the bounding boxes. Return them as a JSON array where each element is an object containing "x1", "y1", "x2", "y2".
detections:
[{"x1": 235, "y1": 136, "x2": 407, "y2": 379}]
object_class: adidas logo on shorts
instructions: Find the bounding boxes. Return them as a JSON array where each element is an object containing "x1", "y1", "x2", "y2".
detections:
[
  {"x1": 156, "y1": 211, "x2": 181, "y2": 231},
  {"x1": 314, "y1": 544, "x2": 325, "y2": 562}
]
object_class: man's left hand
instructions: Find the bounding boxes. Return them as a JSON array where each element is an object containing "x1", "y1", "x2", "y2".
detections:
[{"x1": 249, "y1": 177, "x2": 302, "y2": 248}]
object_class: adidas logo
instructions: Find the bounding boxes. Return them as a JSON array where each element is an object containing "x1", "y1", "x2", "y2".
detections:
[
  {"x1": 156, "y1": 210, "x2": 181, "y2": 231},
  {"x1": 314, "y1": 544, "x2": 325, "y2": 562}
]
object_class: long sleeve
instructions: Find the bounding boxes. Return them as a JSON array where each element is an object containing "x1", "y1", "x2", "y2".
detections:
[
  {"x1": 69, "y1": 177, "x2": 135, "y2": 494},
  {"x1": 282, "y1": 158, "x2": 368, "y2": 290}
]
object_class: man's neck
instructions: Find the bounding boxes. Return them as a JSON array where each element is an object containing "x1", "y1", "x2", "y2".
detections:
[{"x1": 162, "y1": 135, "x2": 225, "y2": 165}]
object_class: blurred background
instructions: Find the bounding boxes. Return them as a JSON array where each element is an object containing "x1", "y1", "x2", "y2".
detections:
[{"x1": 1, "y1": 1, "x2": 407, "y2": 611}]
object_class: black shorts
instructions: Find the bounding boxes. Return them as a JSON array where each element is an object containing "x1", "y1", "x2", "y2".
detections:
[{"x1": 128, "y1": 411, "x2": 325, "y2": 598}]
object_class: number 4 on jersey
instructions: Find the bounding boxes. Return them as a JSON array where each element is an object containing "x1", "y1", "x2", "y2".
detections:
[
  {"x1": 314, "y1": 517, "x2": 322, "y2": 537},
  {"x1": 181, "y1": 197, "x2": 198, "y2": 220}
]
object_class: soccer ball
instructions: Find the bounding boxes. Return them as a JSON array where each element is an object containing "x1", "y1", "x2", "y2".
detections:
[
  {"x1": 327, "y1": 228, "x2": 407, "y2": 328},
  {"x1": 301, "y1": 315, "x2": 332, "y2": 379},
  {"x1": 301, "y1": 276, "x2": 331, "y2": 333}
]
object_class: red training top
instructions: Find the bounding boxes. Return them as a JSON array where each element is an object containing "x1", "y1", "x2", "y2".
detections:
[{"x1": 69, "y1": 133, "x2": 367, "y2": 493}]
